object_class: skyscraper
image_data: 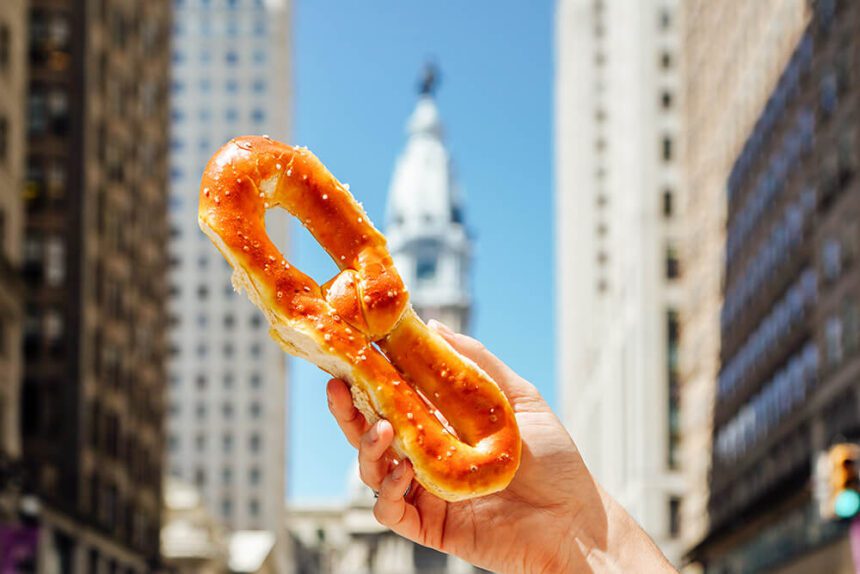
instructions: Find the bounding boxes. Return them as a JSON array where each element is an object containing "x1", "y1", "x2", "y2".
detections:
[
  {"x1": 166, "y1": 0, "x2": 292, "y2": 565},
  {"x1": 680, "y1": 0, "x2": 808, "y2": 553},
  {"x1": 20, "y1": 0, "x2": 171, "y2": 570},
  {"x1": 693, "y1": 2, "x2": 860, "y2": 571},
  {"x1": 0, "y1": 0, "x2": 26, "y2": 521},
  {"x1": 555, "y1": 0, "x2": 685, "y2": 562}
]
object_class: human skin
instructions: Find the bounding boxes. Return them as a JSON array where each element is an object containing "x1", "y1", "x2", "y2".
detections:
[{"x1": 326, "y1": 320, "x2": 678, "y2": 573}]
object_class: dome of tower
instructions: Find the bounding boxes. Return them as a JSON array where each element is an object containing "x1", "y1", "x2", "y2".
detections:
[{"x1": 386, "y1": 94, "x2": 463, "y2": 231}]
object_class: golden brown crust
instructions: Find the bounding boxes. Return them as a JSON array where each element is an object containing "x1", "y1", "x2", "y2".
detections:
[{"x1": 198, "y1": 136, "x2": 521, "y2": 501}]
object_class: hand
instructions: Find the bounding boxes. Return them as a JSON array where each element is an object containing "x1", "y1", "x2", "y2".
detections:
[{"x1": 326, "y1": 321, "x2": 676, "y2": 573}]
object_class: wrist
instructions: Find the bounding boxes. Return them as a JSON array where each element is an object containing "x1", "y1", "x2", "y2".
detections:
[{"x1": 560, "y1": 482, "x2": 676, "y2": 573}]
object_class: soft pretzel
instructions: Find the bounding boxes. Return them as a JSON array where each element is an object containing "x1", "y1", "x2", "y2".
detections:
[{"x1": 198, "y1": 136, "x2": 521, "y2": 501}]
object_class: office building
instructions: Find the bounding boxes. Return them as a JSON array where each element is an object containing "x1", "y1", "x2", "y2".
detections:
[
  {"x1": 679, "y1": 0, "x2": 809, "y2": 552},
  {"x1": 0, "y1": 0, "x2": 26, "y2": 523},
  {"x1": 555, "y1": 0, "x2": 685, "y2": 562},
  {"x1": 694, "y1": 2, "x2": 860, "y2": 572},
  {"x1": 166, "y1": 0, "x2": 292, "y2": 570},
  {"x1": 20, "y1": 0, "x2": 171, "y2": 570}
]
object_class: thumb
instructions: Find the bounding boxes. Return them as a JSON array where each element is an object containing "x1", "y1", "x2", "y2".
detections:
[{"x1": 427, "y1": 319, "x2": 543, "y2": 409}]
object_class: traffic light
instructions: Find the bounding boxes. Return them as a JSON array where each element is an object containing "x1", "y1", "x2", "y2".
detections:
[{"x1": 815, "y1": 443, "x2": 860, "y2": 521}]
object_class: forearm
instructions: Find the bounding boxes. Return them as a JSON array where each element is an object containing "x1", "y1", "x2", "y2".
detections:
[{"x1": 554, "y1": 481, "x2": 677, "y2": 573}]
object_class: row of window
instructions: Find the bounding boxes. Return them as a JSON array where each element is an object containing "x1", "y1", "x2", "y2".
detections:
[
  {"x1": 715, "y1": 341, "x2": 818, "y2": 462},
  {"x1": 170, "y1": 310, "x2": 264, "y2": 330},
  {"x1": 726, "y1": 109, "x2": 815, "y2": 264},
  {"x1": 172, "y1": 48, "x2": 267, "y2": 65},
  {"x1": 221, "y1": 497, "x2": 259, "y2": 518},
  {"x1": 175, "y1": 0, "x2": 267, "y2": 8},
  {"x1": 168, "y1": 280, "x2": 240, "y2": 301},
  {"x1": 171, "y1": 107, "x2": 267, "y2": 124},
  {"x1": 169, "y1": 340, "x2": 264, "y2": 359},
  {"x1": 170, "y1": 429, "x2": 264, "y2": 452},
  {"x1": 720, "y1": 270, "x2": 817, "y2": 398},
  {"x1": 172, "y1": 77, "x2": 267, "y2": 95},
  {"x1": 170, "y1": 371, "x2": 263, "y2": 389},
  {"x1": 174, "y1": 17, "x2": 267, "y2": 37},
  {"x1": 727, "y1": 32, "x2": 813, "y2": 203},
  {"x1": 722, "y1": 189, "x2": 816, "y2": 333}
]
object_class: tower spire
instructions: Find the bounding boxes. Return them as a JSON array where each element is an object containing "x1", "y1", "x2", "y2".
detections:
[{"x1": 386, "y1": 66, "x2": 472, "y2": 333}]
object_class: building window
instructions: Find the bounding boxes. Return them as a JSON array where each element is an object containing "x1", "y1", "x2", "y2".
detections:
[
  {"x1": 196, "y1": 403, "x2": 206, "y2": 419},
  {"x1": 252, "y1": 109, "x2": 266, "y2": 123},
  {"x1": 45, "y1": 236, "x2": 66, "y2": 286},
  {"x1": 661, "y1": 136, "x2": 674, "y2": 162},
  {"x1": 660, "y1": 91, "x2": 673, "y2": 110},
  {"x1": 222, "y1": 467, "x2": 232, "y2": 485},
  {"x1": 223, "y1": 433, "x2": 233, "y2": 452},
  {"x1": 222, "y1": 402, "x2": 233, "y2": 418},
  {"x1": 662, "y1": 189, "x2": 674, "y2": 218},
  {"x1": 249, "y1": 433, "x2": 261, "y2": 452},
  {"x1": 251, "y1": 315, "x2": 262, "y2": 329},
  {"x1": 195, "y1": 434, "x2": 205, "y2": 450},
  {"x1": 224, "y1": 314, "x2": 235, "y2": 328},
  {"x1": 250, "y1": 402, "x2": 262, "y2": 418},
  {"x1": 0, "y1": 25, "x2": 9, "y2": 71},
  {"x1": 196, "y1": 375, "x2": 207, "y2": 389},
  {"x1": 249, "y1": 499, "x2": 260, "y2": 516},
  {"x1": 660, "y1": 51, "x2": 673, "y2": 70},
  {"x1": 250, "y1": 373, "x2": 261, "y2": 389},
  {"x1": 659, "y1": 9, "x2": 671, "y2": 30},
  {"x1": 416, "y1": 256, "x2": 436, "y2": 283},
  {"x1": 249, "y1": 467, "x2": 260, "y2": 485},
  {"x1": 668, "y1": 497, "x2": 681, "y2": 538},
  {"x1": 197, "y1": 285, "x2": 209, "y2": 299},
  {"x1": 823, "y1": 237, "x2": 842, "y2": 283},
  {"x1": 224, "y1": 373, "x2": 234, "y2": 388},
  {"x1": 194, "y1": 468, "x2": 206, "y2": 486},
  {"x1": 250, "y1": 343, "x2": 261, "y2": 357},
  {"x1": 0, "y1": 116, "x2": 7, "y2": 164},
  {"x1": 826, "y1": 315, "x2": 844, "y2": 367},
  {"x1": 666, "y1": 244, "x2": 680, "y2": 279},
  {"x1": 667, "y1": 309, "x2": 680, "y2": 469},
  {"x1": 222, "y1": 499, "x2": 232, "y2": 517}
]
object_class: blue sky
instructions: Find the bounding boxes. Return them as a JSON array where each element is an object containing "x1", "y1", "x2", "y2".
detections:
[{"x1": 288, "y1": 0, "x2": 555, "y2": 502}]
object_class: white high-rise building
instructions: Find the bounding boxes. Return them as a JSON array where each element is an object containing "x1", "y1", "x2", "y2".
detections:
[
  {"x1": 167, "y1": 0, "x2": 291, "y2": 569},
  {"x1": 555, "y1": 0, "x2": 685, "y2": 563},
  {"x1": 386, "y1": 70, "x2": 471, "y2": 335}
]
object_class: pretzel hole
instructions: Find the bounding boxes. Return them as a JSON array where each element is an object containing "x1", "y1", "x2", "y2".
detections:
[{"x1": 264, "y1": 208, "x2": 339, "y2": 280}]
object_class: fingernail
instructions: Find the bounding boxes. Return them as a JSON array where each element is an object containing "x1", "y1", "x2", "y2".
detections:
[
  {"x1": 369, "y1": 422, "x2": 382, "y2": 442},
  {"x1": 392, "y1": 461, "x2": 406, "y2": 480}
]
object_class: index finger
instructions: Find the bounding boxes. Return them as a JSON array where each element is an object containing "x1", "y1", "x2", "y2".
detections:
[{"x1": 327, "y1": 378, "x2": 371, "y2": 448}]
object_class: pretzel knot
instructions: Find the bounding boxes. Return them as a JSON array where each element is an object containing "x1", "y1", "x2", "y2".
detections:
[{"x1": 198, "y1": 136, "x2": 521, "y2": 501}]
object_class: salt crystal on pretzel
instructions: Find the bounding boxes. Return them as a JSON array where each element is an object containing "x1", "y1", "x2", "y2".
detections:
[{"x1": 198, "y1": 136, "x2": 521, "y2": 501}]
